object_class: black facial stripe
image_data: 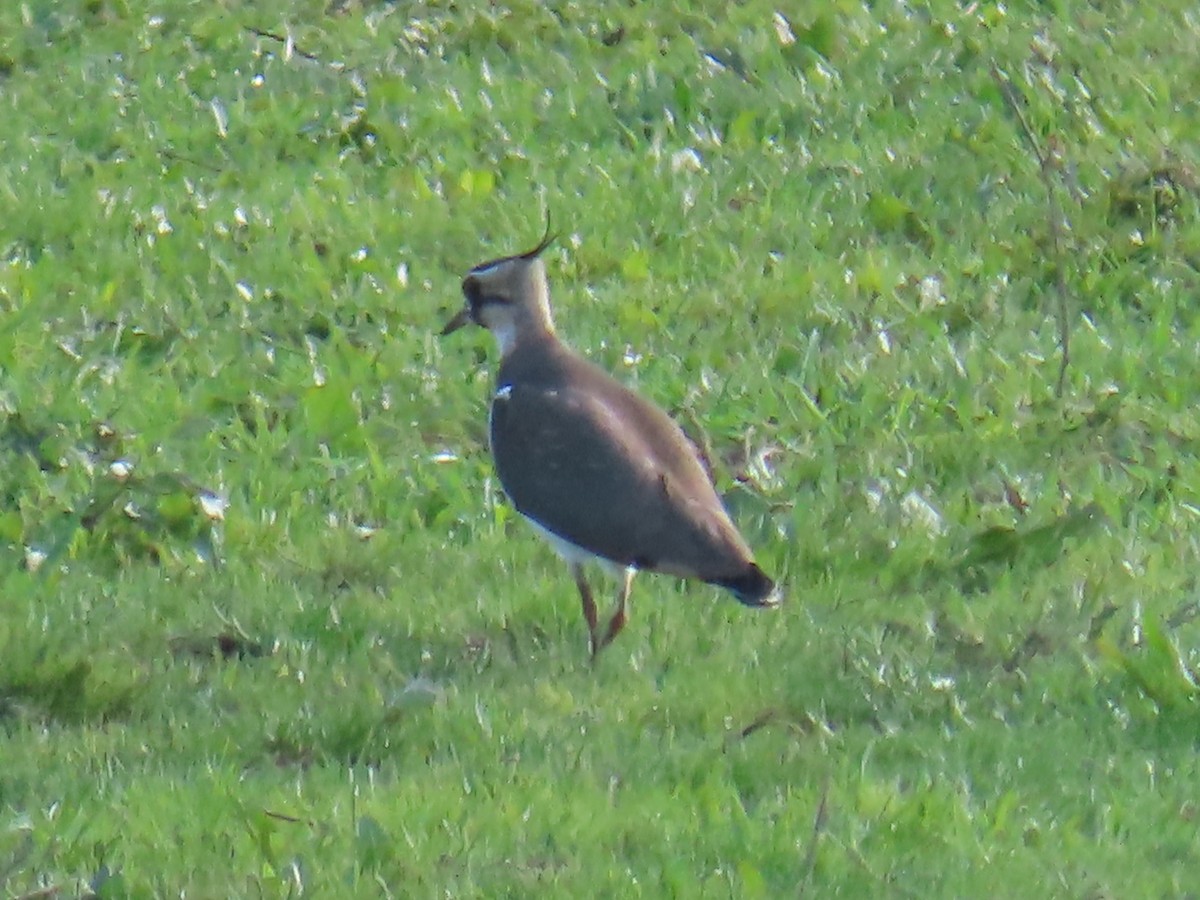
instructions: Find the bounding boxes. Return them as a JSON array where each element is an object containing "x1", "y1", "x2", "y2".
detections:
[
  {"x1": 462, "y1": 279, "x2": 510, "y2": 309},
  {"x1": 465, "y1": 292, "x2": 509, "y2": 326},
  {"x1": 465, "y1": 291, "x2": 509, "y2": 309}
]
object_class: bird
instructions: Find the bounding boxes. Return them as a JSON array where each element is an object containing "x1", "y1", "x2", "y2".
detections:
[{"x1": 440, "y1": 224, "x2": 781, "y2": 657}]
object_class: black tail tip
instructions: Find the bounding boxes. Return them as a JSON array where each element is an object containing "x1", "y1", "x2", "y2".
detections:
[{"x1": 713, "y1": 564, "x2": 782, "y2": 608}]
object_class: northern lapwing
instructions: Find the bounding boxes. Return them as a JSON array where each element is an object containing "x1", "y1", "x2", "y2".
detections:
[{"x1": 441, "y1": 226, "x2": 781, "y2": 657}]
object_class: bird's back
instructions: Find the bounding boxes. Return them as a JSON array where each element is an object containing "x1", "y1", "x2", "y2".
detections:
[{"x1": 490, "y1": 338, "x2": 756, "y2": 583}]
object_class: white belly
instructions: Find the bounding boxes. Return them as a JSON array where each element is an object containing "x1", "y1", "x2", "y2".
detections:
[{"x1": 525, "y1": 516, "x2": 633, "y2": 579}]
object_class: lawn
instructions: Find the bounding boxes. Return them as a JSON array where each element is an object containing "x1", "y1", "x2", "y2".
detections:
[{"x1": 2, "y1": 0, "x2": 1199, "y2": 896}]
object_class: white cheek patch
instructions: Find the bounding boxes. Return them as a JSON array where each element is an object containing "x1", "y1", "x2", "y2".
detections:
[
  {"x1": 494, "y1": 384, "x2": 513, "y2": 401},
  {"x1": 490, "y1": 320, "x2": 518, "y2": 356}
]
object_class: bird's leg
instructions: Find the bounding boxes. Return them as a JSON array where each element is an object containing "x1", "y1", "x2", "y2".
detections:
[
  {"x1": 596, "y1": 567, "x2": 636, "y2": 655},
  {"x1": 572, "y1": 563, "x2": 600, "y2": 656}
]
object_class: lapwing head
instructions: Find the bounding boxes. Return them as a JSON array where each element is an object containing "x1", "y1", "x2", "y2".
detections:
[{"x1": 441, "y1": 223, "x2": 557, "y2": 357}]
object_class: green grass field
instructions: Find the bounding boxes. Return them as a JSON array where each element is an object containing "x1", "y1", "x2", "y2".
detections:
[{"x1": 2, "y1": 0, "x2": 1199, "y2": 895}]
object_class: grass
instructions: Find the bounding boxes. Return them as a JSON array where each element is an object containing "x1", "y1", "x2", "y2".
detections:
[{"x1": 2, "y1": 0, "x2": 1200, "y2": 895}]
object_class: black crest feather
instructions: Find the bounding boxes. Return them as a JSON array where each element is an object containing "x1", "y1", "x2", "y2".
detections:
[{"x1": 518, "y1": 211, "x2": 556, "y2": 260}]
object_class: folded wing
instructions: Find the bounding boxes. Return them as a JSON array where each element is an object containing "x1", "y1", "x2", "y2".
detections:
[{"x1": 489, "y1": 379, "x2": 754, "y2": 581}]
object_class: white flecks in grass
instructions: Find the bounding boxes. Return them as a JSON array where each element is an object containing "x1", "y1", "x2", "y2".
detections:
[
  {"x1": 400, "y1": 19, "x2": 434, "y2": 53},
  {"x1": 918, "y1": 274, "x2": 944, "y2": 308},
  {"x1": 57, "y1": 340, "x2": 81, "y2": 361},
  {"x1": 199, "y1": 492, "x2": 227, "y2": 521},
  {"x1": 864, "y1": 479, "x2": 889, "y2": 513},
  {"x1": 96, "y1": 188, "x2": 116, "y2": 216},
  {"x1": 235, "y1": 281, "x2": 254, "y2": 301},
  {"x1": 395, "y1": 262, "x2": 409, "y2": 287},
  {"x1": 352, "y1": 246, "x2": 369, "y2": 262},
  {"x1": 773, "y1": 12, "x2": 796, "y2": 46},
  {"x1": 481, "y1": 475, "x2": 499, "y2": 515},
  {"x1": 1030, "y1": 32, "x2": 1059, "y2": 63},
  {"x1": 354, "y1": 524, "x2": 378, "y2": 540},
  {"x1": 24, "y1": 547, "x2": 47, "y2": 573},
  {"x1": 123, "y1": 501, "x2": 141, "y2": 520},
  {"x1": 234, "y1": 206, "x2": 248, "y2": 227},
  {"x1": 151, "y1": 205, "x2": 172, "y2": 235},
  {"x1": 79, "y1": 357, "x2": 121, "y2": 386},
  {"x1": 702, "y1": 53, "x2": 728, "y2": 76},
  {"x1": 210, "y1": 98, "x2": 228, "y2": 138},
  {"x1": 252, "y1": 73, "x2": 265, "y2": 88},
  {"x1": 395, "y1": 677, "x2": 445, "y2": 708},
  {"x1": 901, "y1": 490, "x2": 945, "y2": 535},
  {"x1": 747, "y1": 445, "x2": 783, "y2": 492},
  {"x1": 622, "y1": 345, "x2": 643, "y2": 367},
  {"x1": 1079, "y1": 314, "x2": 1113, "y2": 350},
  {"x1": 930, "y1": 675, "x2": 956, "y2": 692},
  {"x1": 691, "y1": 121, "x2": 723, "y2": 147},
  {"x1": 945, "y1": 338, "x2": 968, "y2": 377},
  {"x1": 431, "y1": 451, "x2": 458, "y2": 464},
  {"x1": 671, "y1": 148, "x2": 704, "y2": 173},
  {"x1": 109, "y1": 459, "x2": 134, "y2": 480},
  {"x1": 875, "y1": 322, "x2": 892, "y2": 355},
  {"x1": 1130, "y1": 599, "x2": 1144, "y2": 646},
  {"x1": 474, "y1": 698, "x2": 492, "y2": 738}
]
